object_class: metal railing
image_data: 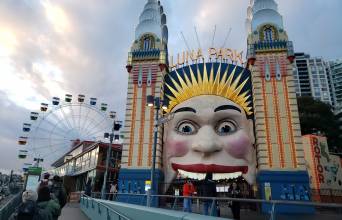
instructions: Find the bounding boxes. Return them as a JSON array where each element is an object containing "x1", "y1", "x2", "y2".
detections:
[
  {"x1": 89, "y1": 192, "x2": 342, "y2": 220},
  {"x1": 0, "y1": 193, "x2": 22, "y2": 220},
  {"x1": 80, "y1": 193, "x2": 131, "y2": 220}
]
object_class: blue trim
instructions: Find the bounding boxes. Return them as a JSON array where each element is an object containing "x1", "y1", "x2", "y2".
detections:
[
  {"x1": 257, "y1": 170, "x2": 315, "y2": 214},
  {"x1": 132, "y1": 49, "x2": 160, "y2": 58},
  {"x1": 117, "y1": 169, "x2": 164, "y2": 206}
]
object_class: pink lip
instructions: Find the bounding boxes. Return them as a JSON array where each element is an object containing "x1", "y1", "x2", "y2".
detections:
[{"x1": 172, "y1": 163, "x2": 248, "y2": 174}]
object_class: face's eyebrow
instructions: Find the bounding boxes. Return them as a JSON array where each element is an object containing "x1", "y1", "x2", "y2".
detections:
[
  {"x1": 214, "y1": 105, "x2": 241, "y2": 113},
  {"x1": 174, "y1": 107, "x2": 196, "y2": 114}
]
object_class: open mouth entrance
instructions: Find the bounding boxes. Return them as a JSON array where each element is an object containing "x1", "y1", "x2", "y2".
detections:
[
  {"x1": 177, "y1": 169, "x2": 243, "y2": 180},
  {"x1": 172, "y1": 163, "x2": 248, "y2": 180}
]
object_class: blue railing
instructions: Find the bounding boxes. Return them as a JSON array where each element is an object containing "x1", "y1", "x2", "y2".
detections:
[
  {"x1": 87, "y1": 192, "x2": 342, "y2": 220},
  {"x1": 80, "y1": 194, "x2": 131, "y2": 220}
]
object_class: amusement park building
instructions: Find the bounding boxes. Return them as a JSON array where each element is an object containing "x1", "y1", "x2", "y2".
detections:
[
  {"x1": 116, "y1": 0, "x2": 342, "y2": 212},
  {"x1": 52, "y1": 141, "x2": 122, "y2": 193}
]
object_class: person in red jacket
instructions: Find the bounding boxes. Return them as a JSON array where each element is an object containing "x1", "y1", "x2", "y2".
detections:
[{"x1": 182, "y1": 179, "x2": 196, "y2": 212}]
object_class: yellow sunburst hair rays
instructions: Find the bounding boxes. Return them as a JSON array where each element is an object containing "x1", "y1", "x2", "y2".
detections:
[{"x1": 164, "y1": 62, "x2": 253, "y2": 115}]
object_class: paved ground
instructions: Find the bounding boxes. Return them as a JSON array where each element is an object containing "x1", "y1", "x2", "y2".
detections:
[{"x1": 59, "y1": 203, "x2": 89, "y2": 220}]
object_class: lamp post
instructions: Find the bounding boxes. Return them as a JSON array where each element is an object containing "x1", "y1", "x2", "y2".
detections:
[
  {"x1": 101, "y1": 120, "x2": 121, "y2": 200},
  {"x1": 146, "y1": 95, "x2": 168, "y2": 206},
  {"x1": 33, "y1": 158, "x2": 44, "y2": 167}
]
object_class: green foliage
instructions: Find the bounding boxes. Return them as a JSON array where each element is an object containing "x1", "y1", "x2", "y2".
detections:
[{"x1": 297, "y1": 96, "x2": 342, "y2": 151}]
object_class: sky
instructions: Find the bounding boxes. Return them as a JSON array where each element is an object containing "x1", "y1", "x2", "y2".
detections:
[{"x1": 0, "y1": 0, "x2": 341, "y2": 173}]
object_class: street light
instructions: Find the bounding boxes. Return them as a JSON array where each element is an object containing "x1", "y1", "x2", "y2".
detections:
[
  {"x1": 146, "y1": 95, "x2": 169, "y2": 206},
  {"x1": 101, "y1": 120, "x2": 122, "y2": 199},
  {"x1": 33, "y1": 158, "x2": 44, "y2": 167}
]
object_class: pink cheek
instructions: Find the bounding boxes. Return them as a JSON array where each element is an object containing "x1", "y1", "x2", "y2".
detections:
[
  {"x1": 166, "y1": 139, "x2": 189, "y2": 157},
  {"x1": 225, "y1": 133, "x2": 251, "y2": 159}
]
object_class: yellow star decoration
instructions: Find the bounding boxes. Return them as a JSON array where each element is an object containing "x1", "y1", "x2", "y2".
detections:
[{"x1": 165, "y1": 62, "x2": 253, "y2": 115}]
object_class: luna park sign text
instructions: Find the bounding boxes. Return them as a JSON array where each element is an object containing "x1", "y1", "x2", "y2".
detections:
[{"x1": 169, "y1": 48, "x2": 244, "y2": 69}]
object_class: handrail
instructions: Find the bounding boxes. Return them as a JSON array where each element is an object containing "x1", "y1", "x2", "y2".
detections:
[
  {"x1": 149, "y1": 194, "x2": 342, "y2": 208},
  {"x1": 81, "y1": 193, "x2": 131, "y2": 220},
  {"x1": 85, "y1": 192, "x2": 342, "y2": 220},
  {"x1": 91, "y1": 192, "x2": 342, "y2": 208},
  {"x1": 0, "y1": 192, "x2": 22, "y2": 220}
]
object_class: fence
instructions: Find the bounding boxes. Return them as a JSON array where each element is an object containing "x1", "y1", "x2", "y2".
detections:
[
  {"x1": 91, "y1": 192, "x2": 342, "y2": 220},
  {"x1": 81, "y1": 194, "x2": 131, "y2": 220},
  {"x1": 0, "y1": 193, "x2": 22, "y2": 220},
  {"x1": 311, "y1": 189, "x2": 342, "y2": 203}
]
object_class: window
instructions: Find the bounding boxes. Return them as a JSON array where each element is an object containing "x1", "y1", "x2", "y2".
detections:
[
  {"x1": 264, "y1": 28, "x2": 273, "y2": 42},
  {"x1": 143, "y1": 36, "x2": 154, "y2": 50},
  {"x1": 265, "y1": 62, "x2": 271, "y2": 81},
  {"x1": 144, "y1": 38, "x2": 150, "y2": 50}
]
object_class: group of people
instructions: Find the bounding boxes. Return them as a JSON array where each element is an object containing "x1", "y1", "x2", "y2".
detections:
[
  {"x1": 182, "y1": 173, "x2": 242, "y2": 220},
  {"x1": 10, "y1": 174, "x2": 67, "y2": 220}
]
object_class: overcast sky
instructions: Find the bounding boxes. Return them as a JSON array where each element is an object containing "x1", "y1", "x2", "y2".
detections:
[{"x1": 0, "y1": 0, "x2": 341, "y2": 173}]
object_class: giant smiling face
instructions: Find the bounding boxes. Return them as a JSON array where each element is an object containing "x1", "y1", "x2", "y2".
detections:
[{"x1": 163, "y1": 95, "x2": 256, "y2": 187}]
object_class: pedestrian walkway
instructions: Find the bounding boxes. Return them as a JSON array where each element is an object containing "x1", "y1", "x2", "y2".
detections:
[{"x1": 59, "y1": 203, "x2": 89, "y2": 220}]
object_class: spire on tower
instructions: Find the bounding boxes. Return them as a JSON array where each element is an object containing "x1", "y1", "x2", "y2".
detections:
[
  {"x1": 246, "y1": 0, "x2": 283, "y2": 34},
  {"x1": 135, "y1": 0, "x2": 168, "y2": 43}
]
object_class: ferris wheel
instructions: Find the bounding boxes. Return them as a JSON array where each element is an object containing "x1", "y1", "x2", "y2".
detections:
[{"x1": 17, "y1": 94, "x2": 118, "y2": 168}]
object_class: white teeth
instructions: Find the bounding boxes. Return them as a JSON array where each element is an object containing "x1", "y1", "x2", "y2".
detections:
[
  {"x1": 177, "y1": 170, "x2": 243, "y2": 180},
  {"x1": 177, "y1": 169, "x2": 206, "y2": 180},
  {"x1": 213, "y1": 172, "x2": 242, "y2": 180}
]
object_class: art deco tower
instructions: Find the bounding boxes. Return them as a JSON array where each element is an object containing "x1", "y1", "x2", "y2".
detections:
[
  {"x1": 118, "y1": 0, "x2": 168, "y2": 199},
  {"x1": 246, "y1": 0, "x2": 311, "y2": 212}
]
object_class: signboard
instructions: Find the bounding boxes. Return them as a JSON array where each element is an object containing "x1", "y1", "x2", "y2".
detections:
[
  {"x1": 145, "y1": 180, "x2": 151, "y2": 192},
  {"x1": 28, "y1": 167, "x2": 42, "y2": 175},
  {"x1": 24, "y1": 166, "x2": 42, "y2": 191},
  {"x1": 174, "y1": 188, "x2": 179, "y2": 196},
  {"x1": 169, "y1": 47, "x2": 245, "y2": 69},
  {"x1": 303, "y1": 135, "x2": 342, "y2": 190},
  {"x1": 26, "y1": 175, "x2": 40, "y2": 191},
  {"x1": 264, "y1": 182, "x2": 272, "y2": 201}
]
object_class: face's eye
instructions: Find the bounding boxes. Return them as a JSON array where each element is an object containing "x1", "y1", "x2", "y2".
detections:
[
  {"x1": 216, "y1": 120, "x2": 237, "y2": 135},
  {"x1": 176, "y1": 121, "x2": 197, "y2": 135}
]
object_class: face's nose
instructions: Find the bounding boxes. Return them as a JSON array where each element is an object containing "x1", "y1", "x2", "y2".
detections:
[{"x1": 191, "y1": 125, "x2": 222, "y2": 155}]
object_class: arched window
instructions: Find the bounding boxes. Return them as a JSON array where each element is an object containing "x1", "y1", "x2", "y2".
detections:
[
  {"x1": 264, "y1": 27, "x2": 273, "y2": 42},
  {"x1": 143, "y1": 37, "x2": 152, "y2": 50}
]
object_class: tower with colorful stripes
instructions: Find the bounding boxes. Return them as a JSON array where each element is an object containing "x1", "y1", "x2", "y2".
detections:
[
  {"x1": 118, "y1": 0, "x2": 168, "y2": 202},
  {"x1": 246, "y1": 0, "x2": 312, "y2": 213}
]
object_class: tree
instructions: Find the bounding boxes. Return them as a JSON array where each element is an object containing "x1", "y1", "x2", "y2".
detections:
[{"x1": 297, "y1": 96, "x2": 342, "y2": 152}]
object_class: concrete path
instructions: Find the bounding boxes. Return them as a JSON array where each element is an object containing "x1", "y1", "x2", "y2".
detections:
[{"x1": 59, "y1": 203, "x2": 89, "y2": 220}]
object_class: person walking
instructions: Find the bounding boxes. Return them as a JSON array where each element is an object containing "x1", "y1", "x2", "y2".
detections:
[
  {"x1": 182, "y1": 179, "x2": 196, "y2": 213},
  {"x1": 109, "y1": 183, "x2": 117, "y2": 201},
  {"x1": 85, "y1": 179, "x2": 92, "y2": 197},
  {"x1": 37, "y1": 186, "x2": 61, "y2": 220},
  {"x1": 199, "y1": 173, "x2": 217, "y2": 216},
  {"x1": 9, "y1": 190, "x2": 48, "y2": 220},
  {"x1": 229, "y1": 182, "x2": 241, "y2": 220},
  {"x1": 50, "y1": 175, "x2": 67, "y2": 209}
]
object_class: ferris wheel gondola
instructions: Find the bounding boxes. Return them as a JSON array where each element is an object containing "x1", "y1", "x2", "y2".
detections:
[{"x1": 17, "y1": 94, "x2": 118, "y2": 168}]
